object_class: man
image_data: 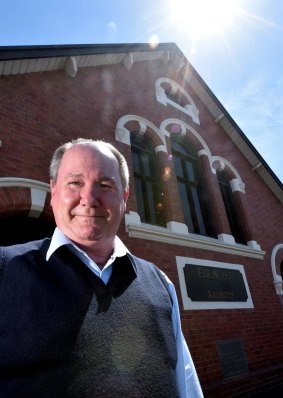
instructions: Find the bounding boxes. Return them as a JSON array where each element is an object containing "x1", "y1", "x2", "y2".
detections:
[{"x1": 0, "y1": 138, "x2": 203, "y2": 397}]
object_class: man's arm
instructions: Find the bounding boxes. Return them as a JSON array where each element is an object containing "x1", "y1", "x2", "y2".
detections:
[{"x1": 167, "y1": 279, "x2": 204, "y2": 398}]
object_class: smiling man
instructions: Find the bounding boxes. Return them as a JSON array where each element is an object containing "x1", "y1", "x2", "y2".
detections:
[
  {"x1": 50, "y1": 142, "x2": 129, "y2": 265},
  {"x1": 0, "y1": 138, "x2": 203, "y2": 397}
]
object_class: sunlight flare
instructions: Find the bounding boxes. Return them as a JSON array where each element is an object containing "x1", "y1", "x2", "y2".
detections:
[{"x1": 167, "y1": 0, "x2": 243, "y2": 37}]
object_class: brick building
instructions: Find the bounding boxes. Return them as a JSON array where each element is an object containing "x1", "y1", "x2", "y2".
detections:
[{"x1": 0, "y1": 43, "x2": 283, "y2": 396}]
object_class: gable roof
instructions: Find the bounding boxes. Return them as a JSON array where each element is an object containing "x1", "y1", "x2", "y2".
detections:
[{"x1": 0, "y1": 42, "x2": 282, "y2": 204}]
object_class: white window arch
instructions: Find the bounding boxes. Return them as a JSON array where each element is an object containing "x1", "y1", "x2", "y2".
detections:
[
  {"x1": 155, "y1": 77, "x2": 200, "y2": 124},
  {"x1": 212, "y1": 156, "x2": 245, "y2": 194},
  {"x1": 0, "y1": 177, "x2": 49, "y2": 218},
  {"x1": 271, "y1": 244, "x2": 283, "y2": 295},
  {"x1": 115, "y1": 114, "x2": 167, "y2": 152}
]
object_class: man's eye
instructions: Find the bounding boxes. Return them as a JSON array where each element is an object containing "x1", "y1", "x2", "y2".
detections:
[
  {"x1": 68, "y1": 181, "x2": 82, "y2": 186},
  {"x1": 100, "y1": 182, "x2": 112, "y2": 190}
]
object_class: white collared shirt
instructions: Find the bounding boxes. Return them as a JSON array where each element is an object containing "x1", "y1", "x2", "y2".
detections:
[{"x1": 46, "y1": 227, "x2": 128, "y2": 284}]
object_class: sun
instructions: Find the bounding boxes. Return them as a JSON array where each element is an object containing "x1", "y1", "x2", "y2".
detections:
[{"x1": 167, "y1": 0, "x2": 243, "y2": 38}]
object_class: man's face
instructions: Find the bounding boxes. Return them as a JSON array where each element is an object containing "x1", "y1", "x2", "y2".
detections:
[{"x1": 50, "y1": 144, "x2": 128, "y2": 250}]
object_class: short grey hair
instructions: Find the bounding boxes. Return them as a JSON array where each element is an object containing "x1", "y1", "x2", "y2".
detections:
[{"x1": 49, "y1": 138, "x2": 129, "y2": 191}]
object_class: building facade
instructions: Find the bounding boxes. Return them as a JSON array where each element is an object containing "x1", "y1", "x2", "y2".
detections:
[{"x1": 0, "y1": 43, "x2": 283, "y2": 396}]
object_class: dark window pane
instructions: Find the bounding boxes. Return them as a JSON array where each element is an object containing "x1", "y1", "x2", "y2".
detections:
[
  {"x1": 186, "y1": 160, "x2": 195, "y2": 182},
  {"x1": 142, "y1": 153, "x2": 151, "y2": 176},
  {"x1": 191, "y1": 186, "x2": 206, "y2": 235},
  {"x1": 172, "y1": 137, "x2": 215, "y2": 237},
  {"x1": 131, "y1": 134, "x2": 165, "y2": 227},
  {"x1": 174, "y1": 156, "x2": 183, "y2": 178},
  {"x1": 217, "y1": 171, "x2": 246, "y2": 244},
  {"x1": 134, "y1": 177, "x2": 145, "y2": 221},
  {"x1": 146, "y1": 181, "x2": 155, "y2": 223},
  {"x1": 132, "y1": 151, "x2": 140, "y2": 173},
  {"x1": 179, "y1": 182, "x2": 194, "y2": 231}
]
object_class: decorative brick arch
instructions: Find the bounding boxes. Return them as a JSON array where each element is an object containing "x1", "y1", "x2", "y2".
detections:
[
  {"x1": 115, "y1": 114, "x2": 168, "y2": 153},
  {"x1": 271, "y1": 244, "x2": 283, "y2": 295},
  {"x1": 160, "y1": 118, "x2": 213, "y2": 168},
  {"x1": 212, "y1": 156, "x2": 245, "y2": 194},
  {"x1": 155, "y1": 77, "x2": 200, "y2": 124},
  {"x1": 0, "y1": 177, "x2": 51, "y2": 217}
]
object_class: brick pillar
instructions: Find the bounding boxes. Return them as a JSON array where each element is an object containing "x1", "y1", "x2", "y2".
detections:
[
  {"x1": 199, "y1": 152, "x2": 233, "y2": 241},
  {"x1": 156, "y1": 148, "x2": 186, "y2": 227},
  {"x1": 232, "y1": 184, "x2": 261, "y2": 249}
]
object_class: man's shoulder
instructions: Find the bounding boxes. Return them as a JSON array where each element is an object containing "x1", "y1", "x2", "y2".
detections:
[
  {"x1": 128, "y1": 253, "x2": 165, "y2": 275},
  {"x1": 0, "y1": 238, "x2": 51, "y2": 262},
  {"x1": 128, "y1": 253, "x2": 157, "y2": 270},
  {"x1": 128, "y1": 253, "x2": 171, "y2": 286},
  {"x1": 128, "y1": 253, "x2": 174, "y2": 305}
]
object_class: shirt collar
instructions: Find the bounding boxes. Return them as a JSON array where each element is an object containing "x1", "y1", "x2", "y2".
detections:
[{"x1": 46, "y1": 227, "x2": 129, "y2": 263}]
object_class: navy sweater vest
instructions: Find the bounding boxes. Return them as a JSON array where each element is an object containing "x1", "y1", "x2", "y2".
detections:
[{"x1": 0, "y1": 239, "x2": 179, "y2": 397}]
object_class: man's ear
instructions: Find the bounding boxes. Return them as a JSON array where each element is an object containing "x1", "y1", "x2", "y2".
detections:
[{"x1": 123, "y1": 191, "x2": 129, "y2": 203}]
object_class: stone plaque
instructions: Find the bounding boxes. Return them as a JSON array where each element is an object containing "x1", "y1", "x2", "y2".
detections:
[
  {"x1": 217, "y1": 339, "x2": 248, "y2": 378},
  {"x1": 184, "y1": 264, "x2": 248, "y2": 302}
]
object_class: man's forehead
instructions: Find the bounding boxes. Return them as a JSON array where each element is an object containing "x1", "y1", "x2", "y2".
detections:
[
  {"x1": 60, "y1": 144, "x2": 118, "y2": 169},
  {"x1": 65, "y1": 143, "x2": 114, "y2": 158},
  {"x1": 58, "y1": 144, "x2": 120, "y2": 179}
]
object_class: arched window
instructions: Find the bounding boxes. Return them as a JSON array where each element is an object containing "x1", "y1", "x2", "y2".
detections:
[
  {"x1": 172, "y1": 137, "x2": 216, "y2": 237},
  {"x1": 217, "y1": 170, "x2": 246, "y2": 244},
  {"x1": 131, "y1": 134, "x2": 165, "y2": 226}
]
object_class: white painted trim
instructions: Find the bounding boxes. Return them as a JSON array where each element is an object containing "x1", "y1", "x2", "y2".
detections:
[
  {"x1": 125, "y1": 214, "x2": 265, "y2": 259},
  {"x1": 212, "y1": 156, "x2": 245, "y2": 193},
  {"x1": 123, "y1": 52, "x2": 133, "y2": 70},
  {"x1": 247, "y1": 240, "x2": 262, "y2": 251},
  {"x1": 0, "y1": 177, "x2": 50, "y2": 192},
  {"x1": 230, "y1": 178, "x2": 245, "y2": 194},
  {"x1": 64, "y1": 56, "x2": 78, "y2": 78},
  {"x1": 218, "y1": 233, "x2": 236, "y2": 244},
  {"x1": 166, "y1": 221, "x2": 188, "y2": 234},
  {"x1": 271, "y1": 244, "x2": 283, "y2": 295},
  {"x1": 115, "y1": 126, "x2": 131, "y2": 145},
  {"x1": 115, "y1": 115, "x2": 167, "y2": 151},
  {"x1": 125, "y1": 211, "x2": 141, "y2": 225},
  {"x1": 155, "y1": 77, "x2": 200, "y2": 124},
  {"x1": 160, "y1": 118, "x2": 214, "y2": 172},
  {"x1": 155, "y1": 145, "x2": 167, "y2": 153},
  {"x1": 29, "y1": 188, "x2": 47, "y2": 218},
  {"x1": 176, "y1": 257, "x2": 254, "y2": 310}
]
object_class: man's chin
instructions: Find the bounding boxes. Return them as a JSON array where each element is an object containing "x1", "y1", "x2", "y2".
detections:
[{"x1": 66, "y1": 226, "x2": 102, "y2": 243}]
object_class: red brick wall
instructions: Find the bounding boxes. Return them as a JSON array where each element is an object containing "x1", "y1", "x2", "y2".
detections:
[{"x1": 1, "y1": 57, "x2": 283, "y2": 396}]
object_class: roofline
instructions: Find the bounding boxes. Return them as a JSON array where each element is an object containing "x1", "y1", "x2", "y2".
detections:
[{"x1": 0, "y1": 42, "x2": 179, "y2": 61}]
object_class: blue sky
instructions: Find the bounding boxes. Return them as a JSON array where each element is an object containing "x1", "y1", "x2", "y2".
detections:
[{"x1": 1, "y1": 0, "x2": 283, "y2": 182}]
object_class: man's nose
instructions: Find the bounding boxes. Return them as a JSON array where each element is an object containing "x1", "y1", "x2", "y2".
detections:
[{"x1": 80, "y1": 186, "x2": 99, "y2": 206}]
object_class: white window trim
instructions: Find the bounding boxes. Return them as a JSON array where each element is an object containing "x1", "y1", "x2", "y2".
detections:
[
  {"x1": 125, "y1": 211, "x2": 265, "y2": 260},
  {"x1": 271, "y1": 244, "x2": 283, "y2": 295},
  {"x1": 115, "y1": 114, "x2": 167, "y2": 151},
  {"x1": 155, "y1": 77, "x2": 200, "y2": 124},
  {"x1": 0, "y1": 177, "x2": 49, "y2": 218},
  {"x1": 212, "y1": 156, "x2": 245, "y2": 193},
  {"x1": 176, "y1": 256, "x2": 254, "y2": 310}
]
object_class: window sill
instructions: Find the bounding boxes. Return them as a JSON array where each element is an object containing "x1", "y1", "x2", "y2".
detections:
[{"x1": 125, "y1": 212, "x2": 265, "y2": 260}]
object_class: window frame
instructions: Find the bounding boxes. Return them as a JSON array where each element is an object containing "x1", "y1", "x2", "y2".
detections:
[
  {"x1": 131, "y1": 135, "x2": 166, "y2": 227},
  {"x1": 217, "y1": 170, "x2": 246, "y2": 244},
  {"x1": 172, "y1": 137, "x2": 216, "y2": 238}
]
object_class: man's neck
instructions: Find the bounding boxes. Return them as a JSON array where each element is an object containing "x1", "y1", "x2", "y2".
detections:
[{"x1": 74, "y1": 240, "x2": 115, "y2": 270}]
